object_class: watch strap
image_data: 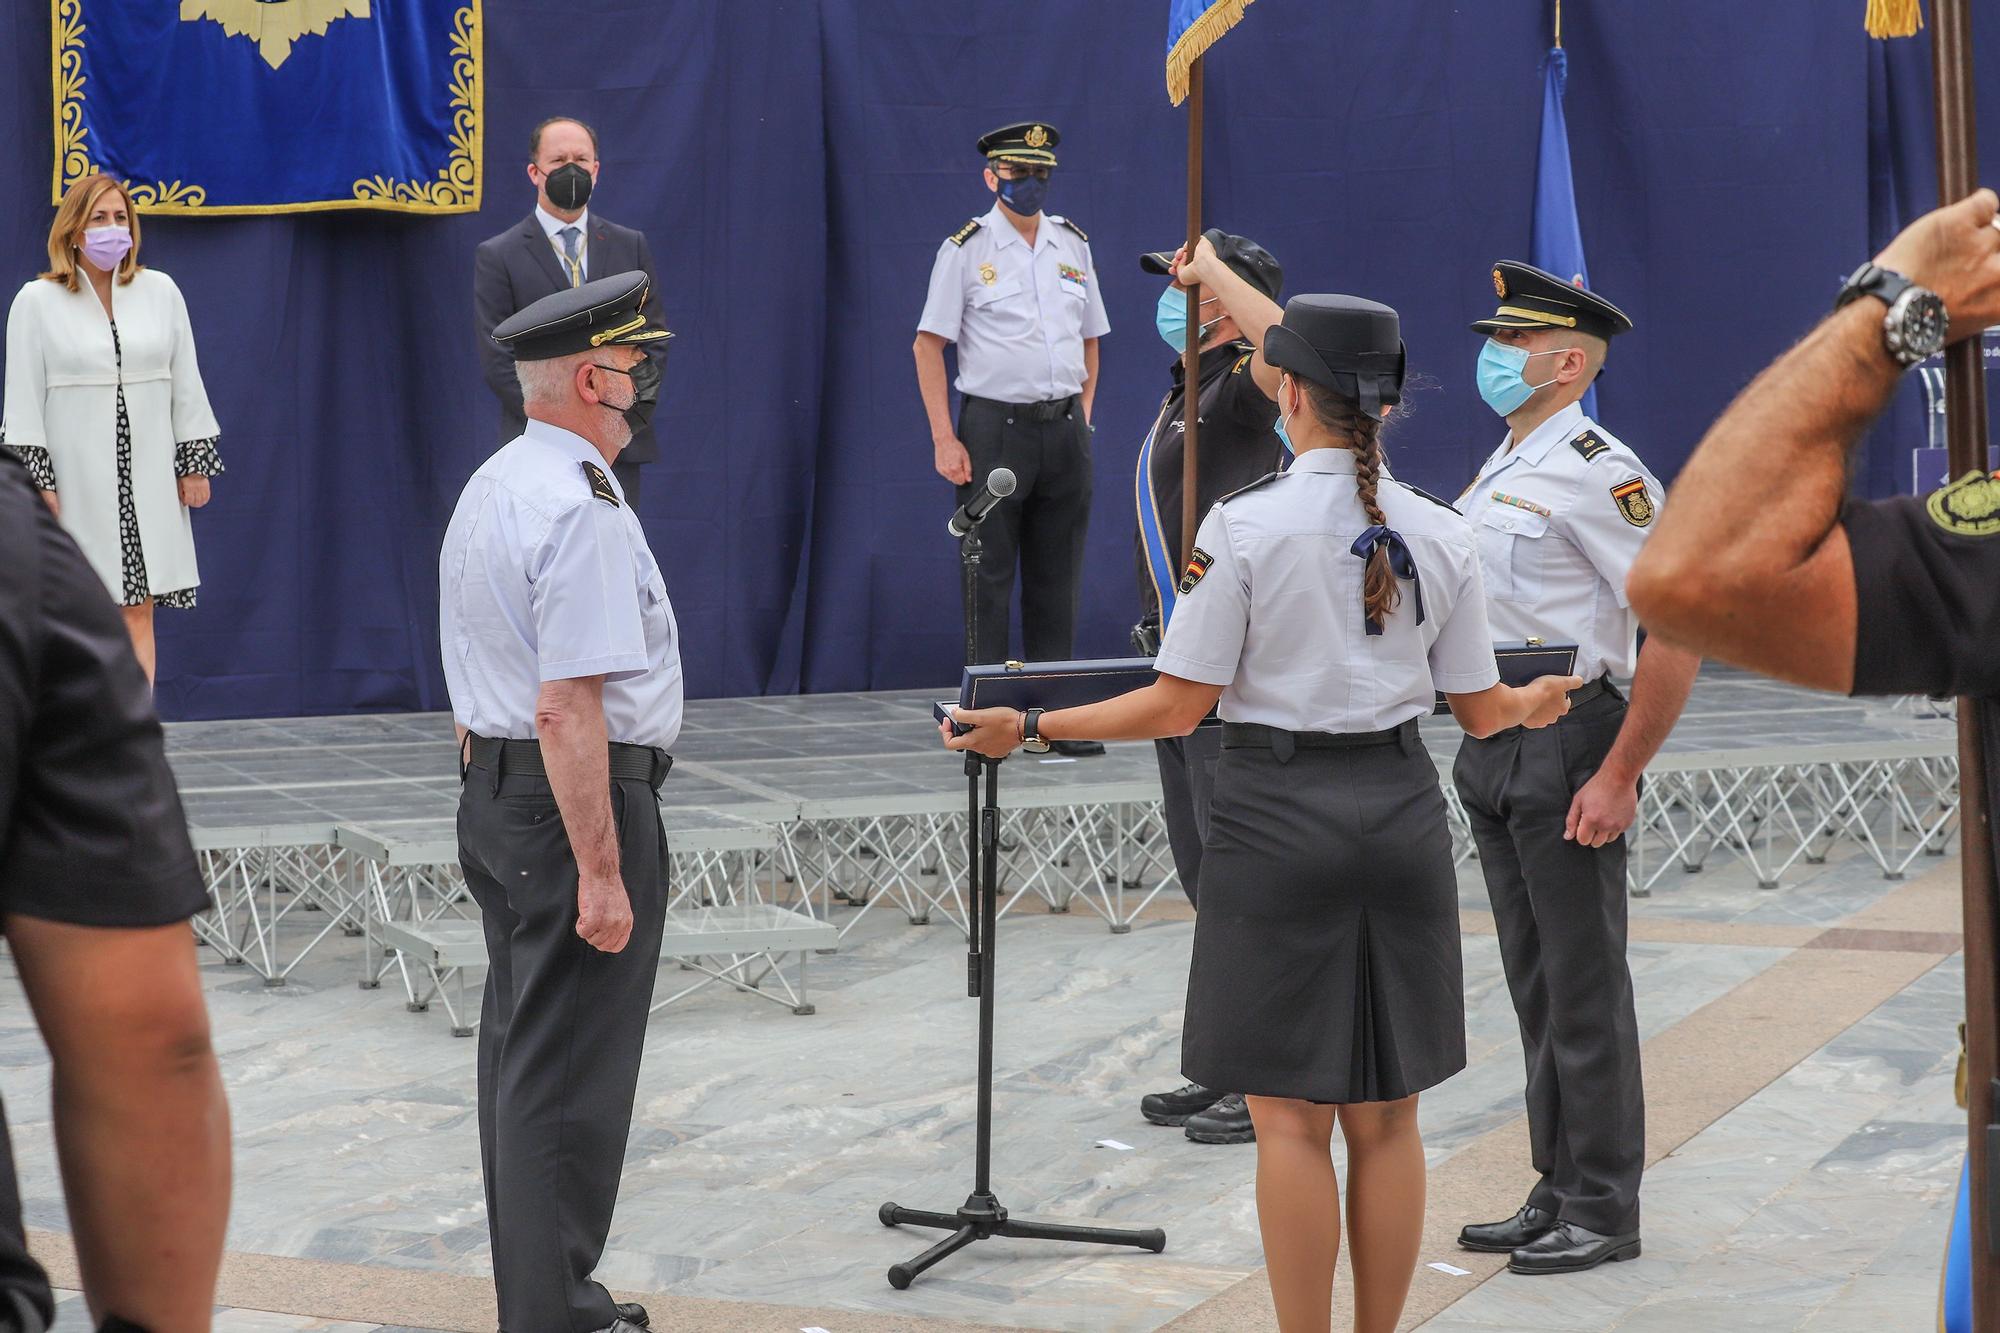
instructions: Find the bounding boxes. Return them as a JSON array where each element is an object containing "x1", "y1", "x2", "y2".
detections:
[
  {"x1": 1835, "y1": 263, "x2": 1915, "y2": 312},
  {"x1": 1022, "y1": 707, "x2": 1049, "y2": 751}
]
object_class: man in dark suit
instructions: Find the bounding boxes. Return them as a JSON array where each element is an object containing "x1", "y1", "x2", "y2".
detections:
[{"x1": 474, "y1": 116, "x2": 669, "y2": 508}]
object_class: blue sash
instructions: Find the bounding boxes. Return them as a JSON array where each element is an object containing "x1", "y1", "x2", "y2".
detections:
[
  {"x1": 1136, "y1": 401, "x2": 1179, "y2": 626},
  {"x1": 1943, "y1": 1156, "x2": 1970, "y2": 1333}
]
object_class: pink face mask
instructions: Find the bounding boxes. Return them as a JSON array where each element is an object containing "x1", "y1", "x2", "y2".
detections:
[{"x1": 80, "y1": 226, "x2": 133, "y2": 271}]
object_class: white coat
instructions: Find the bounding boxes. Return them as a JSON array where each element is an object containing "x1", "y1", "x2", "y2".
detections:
[{"x1": 3, "y1": 269, "x2": 220, "y2": 600}]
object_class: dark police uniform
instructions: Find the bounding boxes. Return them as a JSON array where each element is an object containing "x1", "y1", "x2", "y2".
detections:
[
  {"x1": 0, "y1": 446, "x2": 209, "y2": 1333},
  {"x1": 1133, "y1": 231, "x2": 1285, "y2": 909},
  {"x1": 918, "y1": 122, "x2": 1110, "y2": 664},
  {"x1": 1450, "y1": 263, "x2": 1653, "y2": 1254},
  {"x1": 1158, "y1": 296, "x2": 1499, "y2": 1105},
  {"x1": 439, "y1": 273, "x2": 678, "y2": 1333}
]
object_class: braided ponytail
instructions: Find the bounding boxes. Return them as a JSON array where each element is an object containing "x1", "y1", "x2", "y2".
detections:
[{"x1": 1302, "y1": 380, "x2": 1402, "y2": 626}]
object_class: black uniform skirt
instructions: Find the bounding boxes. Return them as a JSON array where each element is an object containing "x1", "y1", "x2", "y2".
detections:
[{"x1": 1180, "y1": 722, "x2": 1467, "y2": 1105}]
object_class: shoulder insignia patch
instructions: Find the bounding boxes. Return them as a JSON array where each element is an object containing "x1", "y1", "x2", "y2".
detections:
[
  {"x1": 1571, "y1": 430, "x2": 1611, "y2": 463},
  {"x1": 1394, "y1": 480, "x2": 1462, "y2": 514},
  {"x1": 1230, "y1": 352, "x2": 1253, "y2": 375},
  {"x1": 1053, "y1": 215, "x2": 1088, "y2": 241},
  {"x1": 948, "y1": 218, "x2": 983, "y2": 247},
  {"x1": 1178, "y1": 547, "x2": 1213, "y2": 595},
  {"x1": 1610, "y1": 476, "x2": 1654, "y2": 528},
  {"x1": 1927, "y1": 469, "x2": 2000, "y2": 536},
  {"x1": 581, "y1": 460, "x2": 620, "y2": 507},
  {"x1": 1218, "y1": 471, "x2": 1282, "y2": 505}
]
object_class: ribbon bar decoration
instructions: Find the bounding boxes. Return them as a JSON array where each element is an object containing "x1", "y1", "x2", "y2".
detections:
[{"x1": 52, "y1": 0, "x2": 483, "y2": 215}]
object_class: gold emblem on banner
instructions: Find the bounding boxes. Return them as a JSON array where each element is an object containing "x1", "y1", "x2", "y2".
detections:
[
  {"x1": 181, "y1": 0, "x2": 372, "y2": 70},
  {"x1": 978, "y1": 263, "x2": 997, "y2": 286},
  {"x1": 1024, "y1": 124, "x2": 1049, "y2": 149}
]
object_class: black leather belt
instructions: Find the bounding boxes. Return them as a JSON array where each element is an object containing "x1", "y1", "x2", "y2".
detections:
[
  {"x1": 465, "y1": 734, "x2": 673, "y2": 790},
  {"x1": 1222, "y1": 718, "x2": 1417, "y2": 752},
  {"x1": 1568, "y1": 675, "x2": 1615, "y2": 708},
  {"x1": 968, "y1": 393, "x2": 1080, "y2": 423}
]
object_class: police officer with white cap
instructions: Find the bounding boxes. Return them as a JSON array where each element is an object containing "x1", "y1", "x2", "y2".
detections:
[
  {"x1": 1452, "y1": 262, "x2": 1702, "y2": 1275},
  {"x1": 914, "y1": 121, "x2": 1109, "y2": 706},
  {"x1": 440, "y1": 270, "x2": 677, "y2": 1333},
  {"x1": 946, "y1": 294, "x2": 1577, "y2": 1330}
]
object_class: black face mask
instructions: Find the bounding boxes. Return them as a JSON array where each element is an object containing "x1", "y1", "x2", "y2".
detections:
[
  {"x1": 543, "y1": 162, "x2": 593, "y2": 211},
  {"x1": 595, "y1": 356, "x2": 662, "y2": 434}
]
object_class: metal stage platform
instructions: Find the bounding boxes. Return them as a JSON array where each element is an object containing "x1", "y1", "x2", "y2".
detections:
[{"x1": 166, "y1": 668, "x2": 1960, "y2": 1028}]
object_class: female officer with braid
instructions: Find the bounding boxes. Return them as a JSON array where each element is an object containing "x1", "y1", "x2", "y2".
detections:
[{"x1": 946, "y1": 294, "x2": 1579, "y2": 1333}]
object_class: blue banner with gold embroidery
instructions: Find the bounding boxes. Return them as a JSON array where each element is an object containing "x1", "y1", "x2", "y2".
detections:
[
  {"x1": 52, "y1": 0, "x2": 481, "y2": 215},
  {"x1": 1166, "y1": 0, "x2": 1254, "y2": 105}
]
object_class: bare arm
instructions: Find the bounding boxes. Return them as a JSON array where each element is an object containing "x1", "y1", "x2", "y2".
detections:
[
  {"x1": 1559, "y1": 637, "x2": 1702, "y2": 847},
  {"x1": 1445, "y1": 675, "x2": 1581, "y2": 740},
  {"x1": 534, "y1": 675, "x2": 630, "y2": 952},
  {"x1": 1081, "y1": 337, "x2": 1100, "y2": 422},
  {"x1": 945, "y1": 675, "x2": 1224, "y2": 758},
  {"x1": 913, "y1": 331, "x2": 970, "y2": 485},
  {"x1": 1630, "y1": 189, "x2": 2000, "y2": 690},
  {"x1": 1178, "y1": 239, "x2": 1285, "y2": 400},
  {"x1": 4, "y1": 917, "x2": 228, "y2": 1332}
]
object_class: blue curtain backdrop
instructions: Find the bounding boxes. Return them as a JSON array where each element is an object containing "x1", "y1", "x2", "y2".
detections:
[{"x1": 0, "y1": 1, "x2": 1993, "y2": 718}]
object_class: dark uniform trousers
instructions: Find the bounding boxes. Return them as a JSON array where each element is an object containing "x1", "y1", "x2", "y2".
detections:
[
  {"x1": 956, "y1": 394, "x2": 1093, "y2": 665},
  {"x1": 1452, "y1": 687, "x2": 1645, "y2": 1236},
  {"x1": 1154, "y1": 725, "x2": 1222, "y2": 906},
  {"x1": 458, "y1": 758, "x2": 670, "y2": 1333}
]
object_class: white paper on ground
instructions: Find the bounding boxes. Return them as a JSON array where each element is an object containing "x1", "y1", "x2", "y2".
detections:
[
  {"x1": 1427, "y1": 1261, "x2": 1472, "y2": 1276},
  {"x1": 1096, "y1": 1138, "x2": 1136, "y2": 1151}
]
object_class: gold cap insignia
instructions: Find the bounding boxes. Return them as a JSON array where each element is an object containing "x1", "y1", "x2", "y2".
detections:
[
  {"x1": 1024, "y1": 124, "x2": 1049, "y2": 149},
  {"x1": 978, "y1": 262, "x2": 997, "y2": 286},
  {"x1": 1492, "y1": 267, "x2": 1507, "y2": 299}
]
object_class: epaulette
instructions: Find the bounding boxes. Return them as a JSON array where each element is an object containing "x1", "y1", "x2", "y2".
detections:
[
  {"x1": 1051, "y1": 215, "x2": 1088, "y2": 241},
  {"x1": 1393, "y1": 480, "x2": 1461, "y2": 514},
  {"x1": 1229, "y1": 351, "x2": 1253, "y2": 375},
  {"x1": 1217, "y1": 471, "x2": 1282, "y2": 505},
  {"x1": 581, "y1": 460, "x2": 620, "y2": 507},
  {"x1": 947, "y1": 218, "x2": 983, "y2": 247},
  {"x1": 1570, "y1": 429, "x2": 1612, "y2": 463}
]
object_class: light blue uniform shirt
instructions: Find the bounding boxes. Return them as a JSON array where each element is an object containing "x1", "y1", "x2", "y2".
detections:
[
  {"x1": 440, "y1": 419, "x2": 683, "y2": 749},
  {"x1": 1157, "y1": 447, "x2": 1499, "y2": 733}
]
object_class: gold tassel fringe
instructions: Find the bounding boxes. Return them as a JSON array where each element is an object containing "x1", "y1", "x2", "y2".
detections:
[
  {"x1": 1865, "y1": 0, "x2": 1924, "y2": 39},
  {"x1": 1166, "y1": 0, "x2": 1254, "y2": 106}
]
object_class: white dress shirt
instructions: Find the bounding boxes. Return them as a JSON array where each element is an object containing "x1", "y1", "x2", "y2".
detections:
[
  {"x1": 1456, "y1": 401, "x2": 1664, "y2": 681},
  {"x1": 536, "y1": 205, "x2": 590, "y2": 284},
  {"x1": 440, "y1": 420, "x2": 683, "y2": 749},
  {"x1": 916, "y1": 202, "x2": 1110, "y2": 404},
  {"x1": 1157, "y1": 446, "x2": 1500, "y2": 733}
]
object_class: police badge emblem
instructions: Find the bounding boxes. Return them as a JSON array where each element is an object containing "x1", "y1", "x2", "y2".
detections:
[
  {"x1": 1610, "y1": 478, "x2": 1654, "y2": 528},
  {"x1": 1927, "y1": 469, "x2": 2000, "y2": 537},
  {"x1": 1024, "y1": 124, "x2": 1050, "y2": 149},
  {"x1": 979, "y1": 263, "x2": 997, "y2": 286}
]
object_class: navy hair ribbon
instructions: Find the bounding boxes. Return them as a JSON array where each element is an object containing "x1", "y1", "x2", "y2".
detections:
[{"x1": 1348, "y1": 525, "x2": 1425, "y2": 636}]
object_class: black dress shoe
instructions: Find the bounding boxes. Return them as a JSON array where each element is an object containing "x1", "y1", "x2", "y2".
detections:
[
  {"x1": 1508, "y1": 1220, "x2": 1641, "y2": 1274},
  {"x1": 1184, "y1": 1091, "x2": 1256, "y2": 1144},
  {"x1": 1140, "y1": 1081, "x2": 1225, "y2": 1127},
  {"x1": 616, "y1": 1303, "x2": 650, "y2": 1327},
  {"x1": 1457, "y1": 1204, "x2": 1555, "y2": 1253},
  {"x1": 1051, "y1": 738, "x2": 1105, "y2": 757}
]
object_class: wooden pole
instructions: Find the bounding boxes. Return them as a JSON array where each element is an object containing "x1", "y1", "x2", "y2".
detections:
[
  {"x1": 1930, "y1": 1, "x2": 2000, "y2": 1326},
  {"x1": 1181, "y1": 56, "x2": 1205, "y2": 571}
]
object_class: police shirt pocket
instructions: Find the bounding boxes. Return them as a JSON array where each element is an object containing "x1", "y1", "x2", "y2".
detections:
[
  {"x1": 1477, "y1": 506, "x2": 1549, "y2": 603},
  {"x1": 969, "y1": 278, "x2": 1023, "y2": 309}
]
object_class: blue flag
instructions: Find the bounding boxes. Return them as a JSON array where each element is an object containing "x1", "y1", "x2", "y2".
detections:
[
  {"x1": 1529, "y1": 46, "x2": 1597, "y2": 418},
  {"x1": 1167, "y1": 0, "x2": 1254, "y2": 105},
  {"x1": 53, "y1": 0, "x2": 482, "y2": 215}
]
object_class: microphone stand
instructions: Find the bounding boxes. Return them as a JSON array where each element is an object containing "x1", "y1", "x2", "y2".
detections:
[{"x1": 880, "y1": 512, "x2": 1168, "y2": 1285}]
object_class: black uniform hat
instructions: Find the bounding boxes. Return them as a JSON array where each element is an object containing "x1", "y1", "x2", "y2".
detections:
[
  {"x1": 491, "y1": 270, "x2": 674, "y2": 362},
  {"x1": 977, "y1": 121, "x2": 1060, "y2": 168},
  {"x1": 1471, "y1": 261, "x2": 1633, "y2": 341},
  {"x1": 1261, "y1": 294, "x2": 1405, "y2": 420},
  {"x1": 1139, "y1": 228, "x2": 1284, "y2": 300}
]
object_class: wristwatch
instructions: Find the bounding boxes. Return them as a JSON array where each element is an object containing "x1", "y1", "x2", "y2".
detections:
[
  {"x1": 1834, "y1": 263, "x2": 1948, "y2": 367},
  {"x1": 1021, "y1": 707, "x2": 1051, "y2": 754}
]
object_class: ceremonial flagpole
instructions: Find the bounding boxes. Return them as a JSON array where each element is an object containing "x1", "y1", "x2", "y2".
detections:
[{"x1": 1181, "y1": 57, "x2": 1204, "y2": 570}]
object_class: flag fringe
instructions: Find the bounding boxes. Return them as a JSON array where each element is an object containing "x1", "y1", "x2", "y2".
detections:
[
  {"x1": 1864, "y1": 0, "x2": 1923, "y2": 38},
  {"x1": 1166, "y1": 0, "x2": 1254, "y2": 106}
]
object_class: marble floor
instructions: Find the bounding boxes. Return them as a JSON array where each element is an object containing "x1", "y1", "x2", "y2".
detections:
[{"x1": 2, "y1": 833, "x2": 1968, "y2": 1332}]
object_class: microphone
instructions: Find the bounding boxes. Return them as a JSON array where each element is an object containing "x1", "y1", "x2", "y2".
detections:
[{"x1": 947, "y1": 467, "x2": 1017, "y2": 537}]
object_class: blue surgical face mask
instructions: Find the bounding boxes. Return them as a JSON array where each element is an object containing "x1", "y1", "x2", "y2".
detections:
[
  {"x1": 1275, "y1": 376, "x2": 1296, "y2": 455},
  {"x1": 995, "y1": 172, "x2": 1049, "y2": 218},
  {"x1": 1154, "y1": 286, "x2": 1223, "y2": 354},
  {"x1": 1475, "y1": 339, "x2": 1565, "y2": 417}
]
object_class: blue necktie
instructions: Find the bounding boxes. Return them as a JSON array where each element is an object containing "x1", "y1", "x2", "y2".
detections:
[{"x1": 558, "y1": 226, "x2": 583, "y2": 288}]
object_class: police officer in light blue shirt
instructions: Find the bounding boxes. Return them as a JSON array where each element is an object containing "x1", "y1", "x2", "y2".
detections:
[
  {"x1": 439, "y1": 270, "x2": 675, "y2": 1333},
  {"x1": 914, "y1": 122, "x2": 1110, "y2": 687}
]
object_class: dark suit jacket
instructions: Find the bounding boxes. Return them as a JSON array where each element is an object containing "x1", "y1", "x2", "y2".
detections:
[{"x1": 472, "y1": 210, "x2": 669, "y2": 463}]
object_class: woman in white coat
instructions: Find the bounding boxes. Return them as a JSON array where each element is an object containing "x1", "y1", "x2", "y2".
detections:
[{"x1": 3, "y1": 173, "x2": 222, "y2": 682}]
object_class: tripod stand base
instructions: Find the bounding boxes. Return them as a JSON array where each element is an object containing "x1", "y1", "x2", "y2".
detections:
[{"x1": 878, "y1": 1192, "x2": 1166, "y2": 1289}]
